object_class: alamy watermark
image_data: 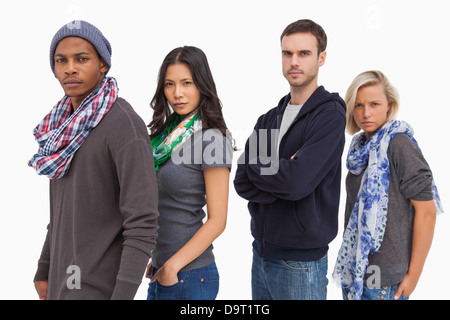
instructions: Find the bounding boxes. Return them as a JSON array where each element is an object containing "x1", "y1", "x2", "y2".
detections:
[
  {"x1": 171, "y1": 128, "x2": 281, "y2": 176},
  {"x1": 65, "y1": 264, "x2": 382, "y2": 291},
  {"x1": 366, "y1": 4, "x2": 382, "y2": 30},
  {"x1": 66, "y1": 265, "x2": 81, "y2": 290},
  {"x1": 366, "y1": 265, "x2": 381, "y2": 289},
  {"x1": 65, "y1": 6, "x2": 82, "y2": 30}
]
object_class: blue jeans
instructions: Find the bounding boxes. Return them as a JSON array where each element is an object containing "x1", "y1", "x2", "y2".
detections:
[
  {"x1": 146, "y1": 262, "x2": 219, "y2": 300},
  {"x1": 342, "y1": 284, "x2": 409, "y2": 300},
  {"x1": 251, "y1": 250, "x2": 328, "y2": 300}
]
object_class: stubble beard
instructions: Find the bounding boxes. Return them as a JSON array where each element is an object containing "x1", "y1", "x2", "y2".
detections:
[{"x1": 286, "y1": 70, "x2": 318, "y2": 89}]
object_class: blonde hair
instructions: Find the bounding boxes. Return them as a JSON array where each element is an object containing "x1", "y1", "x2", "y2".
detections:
[{"x1": 345, "y1": 70, "x2": 400, "y2": 135}]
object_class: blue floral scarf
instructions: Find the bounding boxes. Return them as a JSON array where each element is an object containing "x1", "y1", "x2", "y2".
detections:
[{"x1": 332, "y1": 120, "x2": 443, "y2": 300}]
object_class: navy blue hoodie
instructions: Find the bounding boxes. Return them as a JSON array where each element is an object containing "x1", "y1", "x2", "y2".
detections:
[{"x1": 234, "y1": 86, "x2": 346, "y2": 261}]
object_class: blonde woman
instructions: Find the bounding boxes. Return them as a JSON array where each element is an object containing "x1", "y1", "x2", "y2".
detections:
[{"x1": 332, "y1": 70, "x2": 443, "y2": 300}]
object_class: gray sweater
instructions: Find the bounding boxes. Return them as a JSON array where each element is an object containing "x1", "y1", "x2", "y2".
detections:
[
  {"x1": 34, "y1": 98, "x2": 159, "y2": 299},
  {"x1": 345, "y1": 133, "x2": 434, "y2": 287}
]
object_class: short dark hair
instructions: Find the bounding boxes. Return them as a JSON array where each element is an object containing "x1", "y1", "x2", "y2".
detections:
[{"x1": 280, "y1": 19, "x2": 327, "y2": 53}]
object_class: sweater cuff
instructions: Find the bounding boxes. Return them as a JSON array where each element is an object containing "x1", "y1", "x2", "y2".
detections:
[{"x1": 110, "y1": 278, "x2": 141, "y2": 300}]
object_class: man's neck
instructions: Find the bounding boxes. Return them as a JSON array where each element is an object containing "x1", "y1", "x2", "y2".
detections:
[
  {"x1": 71, "y1": 101, "x2": 81, "y2": 112},
  {"x1": 290, "y1": 83, "x2": 318, "y2": 106}
]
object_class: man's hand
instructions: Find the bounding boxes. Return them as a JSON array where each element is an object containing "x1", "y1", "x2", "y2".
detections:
[{"x1": 34, "y1": 281, "x2": 48, "y2": 300}]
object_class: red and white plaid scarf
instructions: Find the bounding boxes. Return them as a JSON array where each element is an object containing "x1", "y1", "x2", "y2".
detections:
[{"x1": 28, "y1": 77, "x2": 118, "y2": 179}]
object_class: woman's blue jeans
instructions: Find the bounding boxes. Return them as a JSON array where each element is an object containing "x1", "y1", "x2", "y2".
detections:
[
  {"x1": 146, "y1": 262, "x2": 219, "y2": 300},
  {"x1": 251, "y1": 249, "x2": 328, "y2": 300},
  {"x1": 342, "y1": 283, "x2": 409, "y2": 300}
]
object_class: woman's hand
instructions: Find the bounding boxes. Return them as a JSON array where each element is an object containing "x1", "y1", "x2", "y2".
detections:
[
  {"x1": 394, "y1": 272, "x2": 417, "y2": 299},
  {"x1": 151, "y1": 263, "x2": 179, "y2": 286}
]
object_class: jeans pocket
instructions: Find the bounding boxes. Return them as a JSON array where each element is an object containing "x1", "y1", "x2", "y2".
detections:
[
  {"x1": 200, "y1": 277, "x2": 219, "y2": 300},
  {"x1": 279, "y1": 256, "x2": 328, "y2": 300},
  {"x1": 281, "y1": 260, "x2": 311, "y2": 271},
  {"x1": 195, "y1": 263, "x2": 220, "y2": 300},
  {"x1": 155, "y1": 280, "x2": 184, "y2": 300}
]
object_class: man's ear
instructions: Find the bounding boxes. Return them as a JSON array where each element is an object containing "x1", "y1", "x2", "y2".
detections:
[
  {"x1": 100, "y1": 57, "x2": 109, "y2": 74},
  {"x1": 318, "y1": 51, "x2": 326, "y2": 67}
]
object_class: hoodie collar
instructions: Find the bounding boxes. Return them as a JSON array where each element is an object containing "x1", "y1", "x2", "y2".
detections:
[{"x1": 277, "y1": 86, "x2": 345, "y2": 117}]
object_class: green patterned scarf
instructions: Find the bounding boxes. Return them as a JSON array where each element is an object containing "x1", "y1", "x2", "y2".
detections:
[{"x1": 150, "y1": 111, "x2": 202, "y2": 173}]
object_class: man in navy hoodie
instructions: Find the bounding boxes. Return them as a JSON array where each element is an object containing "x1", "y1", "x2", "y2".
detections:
[{"x1": 234, "y1": 19, "x2": 346, "y2": 300}]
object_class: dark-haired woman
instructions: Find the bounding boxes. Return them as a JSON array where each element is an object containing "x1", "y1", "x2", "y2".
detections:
[{"x1": 145, "y1": 46, "x2": 234, "y2": 300}]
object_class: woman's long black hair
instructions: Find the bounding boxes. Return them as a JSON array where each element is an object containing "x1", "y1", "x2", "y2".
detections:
[{"x1": 148, "y1": 46, "x2": 232, "y2": 145}]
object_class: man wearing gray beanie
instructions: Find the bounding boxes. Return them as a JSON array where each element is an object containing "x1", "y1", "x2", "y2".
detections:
[
  {"x1": 49, "y1": 20, "x2": 112, "y2": 75},
  {"x1": 30, "y1": 20, "x2": 159, "y2": 300}
]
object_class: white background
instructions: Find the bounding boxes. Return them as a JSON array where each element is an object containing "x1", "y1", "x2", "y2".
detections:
[{"x1": 0, "y1": 0, "x2": 448, "y2": 300}]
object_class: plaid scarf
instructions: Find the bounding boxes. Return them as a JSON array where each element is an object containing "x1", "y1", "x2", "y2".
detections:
[
  {"x1": 28, "y1": 76, "x2": 118, "y2": 179},
  {"x1": 332, "y1": 120, "x2": 443, "y2": 300}
]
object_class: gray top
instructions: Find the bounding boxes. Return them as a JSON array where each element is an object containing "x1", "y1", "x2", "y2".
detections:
[
  {"x1": 34, "y1": 98, "x2": 159, "y2": 299},
  {"x1": 345, "y1": 133, "x2": 434, "y2": 287},
  {"x1": 277, "y1": 103, "x2": 302, "y2": 152},
  {"x1": 152, "y1": 128, "x2": 232, "y2": 271}
]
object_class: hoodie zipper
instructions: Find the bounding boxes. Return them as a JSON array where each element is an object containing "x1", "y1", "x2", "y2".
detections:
[
  {"x1": 261, "y1": 110, "x2": 309, "y2": 257},
  {"x1": 261, "y1": 114, "x2": 282, "y2": 257},
  {"x1": 278, "y1": 108, "x2": 310, "y2": 156}
]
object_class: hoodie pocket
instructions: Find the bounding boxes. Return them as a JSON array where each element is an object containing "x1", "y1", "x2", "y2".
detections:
[{"x1": 265, "y1": 201, "x2": 307, "y2": 247}]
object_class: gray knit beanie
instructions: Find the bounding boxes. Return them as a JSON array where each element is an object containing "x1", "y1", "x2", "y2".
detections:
[{"x1": 50, "y1": 20, "x2": 112, "y2": 74}]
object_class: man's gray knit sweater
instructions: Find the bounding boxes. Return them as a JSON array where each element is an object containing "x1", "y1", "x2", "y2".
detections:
[{"x1": 34, "y1": 98, "x2": 159, "y2": 300}]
